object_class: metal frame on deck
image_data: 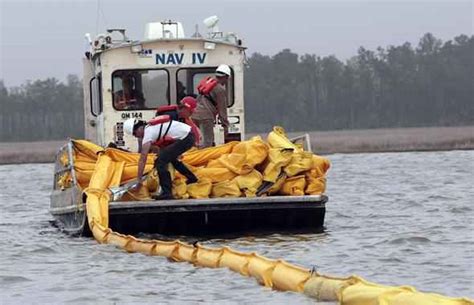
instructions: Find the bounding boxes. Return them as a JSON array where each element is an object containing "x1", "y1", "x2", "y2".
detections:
[{"x1": 289, "y1": 134, "x2": 312, "y2": 152}]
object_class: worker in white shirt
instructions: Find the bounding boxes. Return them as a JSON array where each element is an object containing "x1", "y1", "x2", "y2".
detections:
[{"x1": 123, "y1": 117, "x2": 198, "y2": 200}]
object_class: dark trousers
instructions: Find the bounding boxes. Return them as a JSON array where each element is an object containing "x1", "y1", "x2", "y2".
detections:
[{"x1": 154, "y1": 132, "x2": 197, "y2": 195}]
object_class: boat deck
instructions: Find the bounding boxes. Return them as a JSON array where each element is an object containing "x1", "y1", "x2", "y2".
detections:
[{"x1": 110, "y1": 195, "x2": 325, "y2": 211}]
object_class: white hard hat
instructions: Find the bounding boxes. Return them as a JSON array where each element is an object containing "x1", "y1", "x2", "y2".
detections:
[
  {"x1": 123, "y1": 118, "x2": 137, "y2": 135},
  {"x1": 215, "y1": 64, "x2": 231, "y2": 77}
]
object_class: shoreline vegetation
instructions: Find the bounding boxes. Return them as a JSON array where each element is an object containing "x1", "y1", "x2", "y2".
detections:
[{"x1": 1, "y1": 126, "x2": 472, "y2": 165}]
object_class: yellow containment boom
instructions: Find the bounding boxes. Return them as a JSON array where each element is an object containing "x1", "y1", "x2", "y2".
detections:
[{"x1": 70, "y1": 127, "x2": 471, "y2": 305}]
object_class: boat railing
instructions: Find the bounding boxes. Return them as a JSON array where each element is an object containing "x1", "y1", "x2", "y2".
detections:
[
  {"x1": 289, "y1": 133, "x2": 312, "y2": 152},
  {"x1": 52, "y1": 139, "x2": 78, "y2": 190}
]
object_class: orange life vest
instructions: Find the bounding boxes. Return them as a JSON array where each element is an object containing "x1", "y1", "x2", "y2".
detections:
[
  {"x1": 154, "y1": 105, "x2": 200, "y2": 146},
  {"x1": 148, "y1": 114, "x2": 171, "y2": 126},
  {"x1": 197, "y1": 76, "x2": 218, "y2": 96},
  {"x1": 148, "y1": 115, "x2": 175, "y2": 148},
  {"x1": 147, "y1": 114, "x2": 200, "y2": 147},
  {"x1": 155, "y1": 105, "x2": 178, "y2": 115}
]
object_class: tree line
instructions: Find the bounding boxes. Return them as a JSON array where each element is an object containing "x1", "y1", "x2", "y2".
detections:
[
  {"x1": 0, "y1": 32, "x2": 472, "y2": 142},
  {"x1": 244, "y1": 33, "x2": 473, "y2": 132},
  {"x1": 0, "y1": 75, "x2": 84, "y2": 141},
  {"x1": 0, "y1": 75, "x2": 84, "y2": 142}
]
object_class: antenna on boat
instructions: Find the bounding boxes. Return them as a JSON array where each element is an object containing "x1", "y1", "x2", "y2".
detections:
[
  {"x1": 191, "y1": 24, "x2": 202, "y2": 38},
  {"x1": 95, "y1": 0, "x2": 109, "y2": 36},
  {"x1": 95, "y1": 0, "x2": 100, "y2": 35}
]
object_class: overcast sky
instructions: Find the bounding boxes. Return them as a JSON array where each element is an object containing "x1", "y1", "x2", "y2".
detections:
[{"x1": 0, "y1": 0, "x2": 472, "y2": 87}]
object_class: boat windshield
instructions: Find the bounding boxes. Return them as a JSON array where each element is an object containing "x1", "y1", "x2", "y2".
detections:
[{"x1": 112, "y1": 69, "x2": 169, "y2": 111}]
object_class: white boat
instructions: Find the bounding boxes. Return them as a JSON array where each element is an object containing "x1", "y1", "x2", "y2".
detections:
[{"x1": 50, "y1": 17, "x2": 327, "y2": 236}]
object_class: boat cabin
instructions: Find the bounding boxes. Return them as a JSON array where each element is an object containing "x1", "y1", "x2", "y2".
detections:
[{"x1": 83, "y1": 18, "x2": 245, "y2": 150}]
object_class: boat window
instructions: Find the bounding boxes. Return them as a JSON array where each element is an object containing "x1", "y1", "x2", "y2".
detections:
[
  {"x1": 90, "y1": 76, "x2": 102, "y2": 116},
  {"x1": 112, "y1": 69, "x2": 169, "y2": 111},
  {"x1": 177, "y1": 67, "x2": 234, "y2": 107}
]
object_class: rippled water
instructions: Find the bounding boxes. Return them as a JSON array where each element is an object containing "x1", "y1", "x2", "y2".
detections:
[{"x1": 1, "y1": 150, "x2": 473, "y2": 304}]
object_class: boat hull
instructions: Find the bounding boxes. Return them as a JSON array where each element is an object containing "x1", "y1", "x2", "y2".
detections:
[{"x1": 50, "y1": 192, "x2": 326, "y2": 237}]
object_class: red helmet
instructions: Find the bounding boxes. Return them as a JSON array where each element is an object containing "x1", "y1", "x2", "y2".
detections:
[{"x1": 180, "y1": 96, "x2": 197, "y2": 111}]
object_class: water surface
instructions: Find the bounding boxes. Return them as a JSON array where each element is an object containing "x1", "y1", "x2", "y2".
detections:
[{"x1": 1, "y1": 150, "x2": 473, "y2": 303}]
